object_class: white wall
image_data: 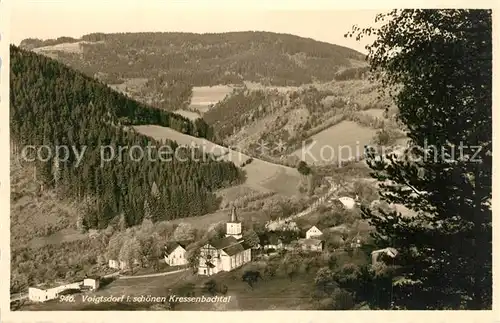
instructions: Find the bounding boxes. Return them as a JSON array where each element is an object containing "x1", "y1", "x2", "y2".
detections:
[
  {"x1": 306, "y1": 226, "x2": 323, "y2": 239},
  {"x1": 83, "y1": 279, "x2": 99, "y2": 290},
  {"x1": 166, "y1": 246, "x2": 187, "y2": 266}
]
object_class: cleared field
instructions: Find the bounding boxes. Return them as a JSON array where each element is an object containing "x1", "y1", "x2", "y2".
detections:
[
  {"x1": 33, "y1": 41, "x2": 102, "y2": 54},
  {"x1": 173, "y1": 109, "x2": 201, "y2": 121},
  {"x1": 133, "y1": 125, "x2": 301, "y2": 196},
  {"x1": 293, "y1": 121, "x2": 376, "y2": 165},
  {"x1": 190, "y1": 85, "x2": 234, "y2": 114}
]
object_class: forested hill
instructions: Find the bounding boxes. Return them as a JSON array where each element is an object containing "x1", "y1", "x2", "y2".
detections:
[
  {"x1": 20, "y1": 31, "x2": 367, "y2": 86},
  {"x1": 10, "y1": 45, "x2": 244, "y2": 229}
]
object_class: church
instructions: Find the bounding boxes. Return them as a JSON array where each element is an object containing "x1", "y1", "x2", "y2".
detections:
[{"x1": 198, "y1": 207, "x2": 252, "y2": 276}]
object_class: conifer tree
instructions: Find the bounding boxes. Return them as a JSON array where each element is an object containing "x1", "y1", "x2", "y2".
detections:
[{"x1": 349, "y1": 9, "x2": 492, "y2": 309}]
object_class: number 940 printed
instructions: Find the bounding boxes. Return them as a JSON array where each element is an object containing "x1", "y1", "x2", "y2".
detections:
[{"x1": 59, "y1": 295, "x2": 76, "y2": 302}]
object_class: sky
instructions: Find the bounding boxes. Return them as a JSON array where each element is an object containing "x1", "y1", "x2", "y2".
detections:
[{"x1": 10, "y1": 1, "x2": 382, "y2": 54}]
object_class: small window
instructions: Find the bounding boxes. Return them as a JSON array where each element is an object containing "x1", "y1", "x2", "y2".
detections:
[{"x1": 203, "y1": 269, "x2": 207, "y2": 274}]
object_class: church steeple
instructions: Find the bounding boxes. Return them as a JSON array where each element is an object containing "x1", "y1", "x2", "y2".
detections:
[
  {"x1": 229, "y1": 206, "x2": 238, "y2": 223},
  {"x1": 226, "y1": 205, "x2": 242, "y2": 239}
]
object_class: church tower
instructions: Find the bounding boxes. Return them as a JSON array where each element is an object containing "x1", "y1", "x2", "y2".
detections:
[{"x1": 226, "y1": 206, "x2": 242, "y2": 239}]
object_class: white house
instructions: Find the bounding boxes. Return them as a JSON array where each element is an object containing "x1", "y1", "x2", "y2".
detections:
[
  {"x1": 164, "y1": 241, "x2": 189, "y2": 266},
  {"x1": 305, "y1": 225, "x2": 324, "y2": 239},
  {"x1": 108, "y1": 259, "x2": 128, "y2": 270},
  {"x1": 371, "y1": 247, "x2": 398, "y2": 265},
  {"x1": 198, "y1": 207, "x2": 252, "y2": 276},
  {"x1": 28, "y1": 282, "x2": 82, "y2": 302},
  {"x1": 83, "y1": 278, "x2": 100, "y2": 291},
  {"x1": 338, "y1": 196, "x2": 358, "y2": 210}
]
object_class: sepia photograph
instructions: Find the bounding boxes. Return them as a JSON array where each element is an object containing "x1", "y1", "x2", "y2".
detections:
[{"x1": 1, "y1": 0, "x2": 494, "y2": 317}]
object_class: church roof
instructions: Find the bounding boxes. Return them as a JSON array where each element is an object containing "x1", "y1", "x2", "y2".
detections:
[
  {"x1": 210, "y1": 236, "x2": 239, "y2": 249},
  {"x1": 208, "y1": 236, "x2": 251, "y2": 256}
]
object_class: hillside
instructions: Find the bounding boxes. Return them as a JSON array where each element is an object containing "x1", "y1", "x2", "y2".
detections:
[
  {"x1": 10, "y1": 45, "x2": 244, "y2": 231},
  {"x1": 204, "y1": 80, "x2": 403, "y2": 165},
  {"x1": 133, "y1": 125, "x2": 303, "y2": 196},
  {"x1": 20, "y1": 32, "x2": 369, "y2": 111},
  {"x1": 20, "y1": 32, "x2": 367, "y2": 86}
]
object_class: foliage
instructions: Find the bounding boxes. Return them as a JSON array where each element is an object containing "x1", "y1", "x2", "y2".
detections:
[
  {"x1": 22, "y1": 31, "x2": 366, "y2": 87},
  {"x1": 242, "y1": 270, "x2": 262, "y2": 289},
  {"x1": 10, "y1": 46, "x2": 244, "y2": 229},
  {"x1": 348, "y1": 9, "x2": 492, "y2": 309},
  {"x1": 296, "y1": 161, "x2": 312, "y2": 176}
]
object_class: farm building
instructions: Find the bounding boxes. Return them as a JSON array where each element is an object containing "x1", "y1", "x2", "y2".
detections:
[
  {"x1": 28, "y1": 282, "x2": 82, "y2": 302},
  {"x1": 83, "y1": 277, "x2": 100, "y2": 291}
]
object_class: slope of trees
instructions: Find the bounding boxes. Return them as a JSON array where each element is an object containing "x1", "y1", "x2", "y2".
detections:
[
  {"x1": 351, "y1": 9, "x2": 492, "y2": 309},
  {"x1": 10, "y1": 46, "x2": 244, "y2": 229},
  {"x1": 20, "y1": 31, "x2": 366, "y2": 87}
]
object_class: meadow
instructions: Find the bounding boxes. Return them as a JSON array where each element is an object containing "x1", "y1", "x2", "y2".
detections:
[
  {"x1": 292, "y1": 121, "x2": 376, "y2": 165},
  {"x1": 189, "y1": 85, "x2": 234, "y2": 114},
  {"x1": 133, "y1": 125, "x2": 302, "y2": 196}
]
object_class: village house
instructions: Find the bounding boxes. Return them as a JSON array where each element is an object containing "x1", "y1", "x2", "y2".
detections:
[
  {"x1": 305, "y1": 225, "x2": 324, "y2": 239},
  {"x1": 198, "y1": 207, "x2": 252, "y2": 276},
  {"x1": 108, "y1": 258, "x2": 140, "y2": 270},
  {"x1": 337, "y1": 196, "x2": 359, "y2": 210},
  {"x1": 82, "y1": 277, "x2": 100, "y2": 291},
  {"x1": 371, "y1": 247, "x2": 398, "y2": 265},
  {"x1": 28, "y1": 282, "x2": 82, "y2": 302},
  {"x1": 164, "y1": 241, "x2": 190, "y2": 266},
  {"x1": 108, "y1": 259, "x2": 127, "y2": 270}
]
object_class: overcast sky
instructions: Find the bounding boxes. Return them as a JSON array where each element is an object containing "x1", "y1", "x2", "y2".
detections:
[{"x1": 10, "y1": 1, "x2": 382, "y2": 53}]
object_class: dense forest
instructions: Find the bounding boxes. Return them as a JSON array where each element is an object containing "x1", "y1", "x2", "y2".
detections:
[
  {"x1": 10, "y1": 46, "x2": 244, "y2": 229},
  {"x1": 20, "y1": 31, "x2": 367, "y2": 87}
]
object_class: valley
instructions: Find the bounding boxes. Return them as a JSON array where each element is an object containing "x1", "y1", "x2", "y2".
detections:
[{"x1": 11, "y1": 30, "x2": 412, "y2": 312}]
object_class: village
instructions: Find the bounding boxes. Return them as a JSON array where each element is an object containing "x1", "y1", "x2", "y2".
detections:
[{"x1": 15, "y1": 181, "x2": 403, "y2": 310}]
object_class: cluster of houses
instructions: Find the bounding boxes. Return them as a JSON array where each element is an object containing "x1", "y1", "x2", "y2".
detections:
[
  {"x1": 28, "y1": 277, "x2": 100, "y2": 302},
  {"x1": 157, "y1": 206, "x2": 364, "y2": 277}
]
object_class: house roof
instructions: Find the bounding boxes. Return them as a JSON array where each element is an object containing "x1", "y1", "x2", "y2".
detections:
[
  {"x1": 164, "y1": 241, "x2": 189, "y2": 254},
  {"x1": 306, "y1": 224, "x2": 328, "y2": 232},
  {"x1": 298, "y1": 238, "x2": 323, "y2": 246}
]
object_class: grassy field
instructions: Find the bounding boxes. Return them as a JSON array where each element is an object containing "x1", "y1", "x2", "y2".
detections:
[
  {"x1": 133, "y1": 125, "x2": 302, "y2": 196},
  {"x1": 175, "y1": 267, "x2": 316, "y2": 310},
  {"x1": 190, "y1": 85, "x2": 234, "y2": 114},
  {"x1": 19, "y1": 264, "x2": 317, "y2": 311},
  {"x1": 292, "y1": 121, "x2": 376, "y2": 165}
]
